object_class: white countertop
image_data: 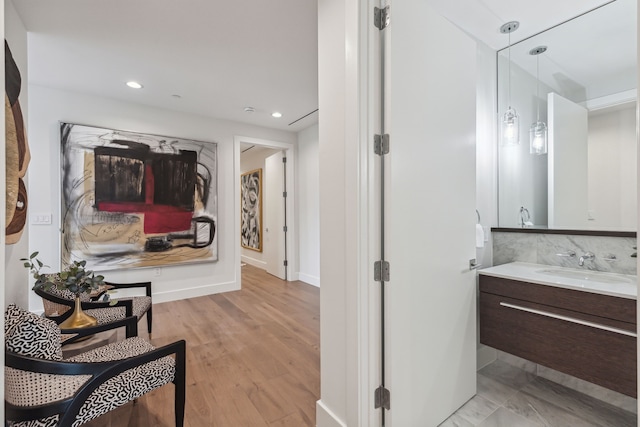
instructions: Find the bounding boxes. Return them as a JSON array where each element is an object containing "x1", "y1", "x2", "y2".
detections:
[{"x1": 479, "y1": 262, "x2": 637, "y2": 300}]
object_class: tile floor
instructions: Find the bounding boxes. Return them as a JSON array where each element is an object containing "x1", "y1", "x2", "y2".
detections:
[{"x1": 440, "y1": 360, "x2": 637, "y2": 427}]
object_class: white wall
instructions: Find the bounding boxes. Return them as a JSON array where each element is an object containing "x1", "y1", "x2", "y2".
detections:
[
  {"x1": 317, "y1": 0, "x2": 369, "y2": 425},
  {"x1": 588, "y1": 105, "x2": 637, "y2": 229},
  {"x1": 296, "y1": 124, "x2": 320, "y2": 286},
  {"x1": 4, "y1": 0, "x2": 29, "y2": 308},
  {"x1": 240, "y1": 146, "x2": 279, "y2": 268},
  {"x1": 27, "y1": 85, "x2": 296, "y2": 311}
]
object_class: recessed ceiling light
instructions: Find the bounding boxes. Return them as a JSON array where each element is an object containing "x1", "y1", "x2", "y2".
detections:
[
  {"x1": 126, "y1": 81, "x2": 143, "y2": 89},
  {"x1": 272, "y1": 112, "x2": 282, "y2": 118},
  {"x1": 244, "y1": 107, "x2": 256, "y2": 113}
]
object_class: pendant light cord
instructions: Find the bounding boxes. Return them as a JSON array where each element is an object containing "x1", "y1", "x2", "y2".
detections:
[
  {"x1": 536, "y1": 54, "x2": 540, "y2": 122},
  {"x1": 508, "y1": 30, "x2": 512, "y2": 109}
]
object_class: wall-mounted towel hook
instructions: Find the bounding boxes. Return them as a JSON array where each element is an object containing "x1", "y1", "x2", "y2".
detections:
[{"x1": 476, "y1": 209, "x2": 481, "y2": 224}]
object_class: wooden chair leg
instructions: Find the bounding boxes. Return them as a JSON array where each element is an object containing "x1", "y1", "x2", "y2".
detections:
[
  {"x1": 147, "y1": 308, "x2": 153, "y2": 334},
  {"x1": 174, "y1": 341, "x2": 186, "y2": 427}
]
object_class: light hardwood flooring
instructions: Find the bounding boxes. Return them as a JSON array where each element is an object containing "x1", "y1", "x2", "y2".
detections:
[{"x1": 83, "y1": 264, "x2": 320, "y2": 427}]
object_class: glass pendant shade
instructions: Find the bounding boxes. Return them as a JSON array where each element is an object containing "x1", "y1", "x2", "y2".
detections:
[
  {"x1": 501, "y1": 107, "x2": 520, "y2": 146},
  {"x1": 529, "y1": 120, "x2": 548, "y2": 155}
]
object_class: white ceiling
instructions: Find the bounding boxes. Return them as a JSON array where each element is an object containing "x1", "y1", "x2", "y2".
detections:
[
  {"x1": 428, "y1": 0, "x2": 614, "y2": 50},
  {"x1": 499, "y1": 0, "x2": 636, "y2": 103},
  {"x1": 12, "y1": 0, "x2": 319, "y2": 133},
  {"x1": 12, "y1": 0, "x2": 626, "y2": 134}
]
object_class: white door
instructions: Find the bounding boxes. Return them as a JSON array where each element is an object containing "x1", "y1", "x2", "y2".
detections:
[
  {"x1": 385, "y1": 2, "x2": 477, "y2": 425},
  {"x1": 265, "y1": 151, "x2": 287, "y2": 280},
  {"x1": 548, "y1": 92, "x2": 589, "y2": 228}
]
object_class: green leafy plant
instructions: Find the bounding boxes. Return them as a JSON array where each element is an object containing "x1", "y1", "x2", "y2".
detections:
[{"x1": 22, "y1": 252, "x2": 106, "y2": 298}]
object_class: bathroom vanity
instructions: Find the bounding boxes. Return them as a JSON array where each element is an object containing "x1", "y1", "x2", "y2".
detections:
[{"x1": 479, "y1": 262, "x2": 637, "y2": 397}]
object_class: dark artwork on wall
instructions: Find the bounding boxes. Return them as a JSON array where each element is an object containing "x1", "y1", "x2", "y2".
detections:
[
  {"x1": 61, "y1": 123, "x2": 218, "y2": 270},
  {"x1": 241, "y1": 168, "x2": 262, "y2": 252},
  {"x1": 5, "y1": 40, "x2": 31, "y2": 245}
]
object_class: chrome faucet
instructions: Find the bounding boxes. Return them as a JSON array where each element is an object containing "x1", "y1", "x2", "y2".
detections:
[
  {"x1": 578, "y1": 252, "x2": 595, "y2": 266},
  {"x1": 555, "y1": 250, "x2": 576, "y2": 258}
]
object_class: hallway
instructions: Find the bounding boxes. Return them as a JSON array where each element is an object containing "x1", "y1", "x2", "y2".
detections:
[{"x1": 84, "y1": 264, "x2": 320, "y2": 426}]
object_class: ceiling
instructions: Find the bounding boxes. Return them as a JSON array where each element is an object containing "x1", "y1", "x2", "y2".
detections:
[
  {"x1": 12, "y1": 0, "x2": 623, "y2": 134},
  {"x1": 12, "y1": 0, "x2": 319, "y2": 133},
  {"x1": 428, "y1": 0, "x2": 614, "y2": 50}
]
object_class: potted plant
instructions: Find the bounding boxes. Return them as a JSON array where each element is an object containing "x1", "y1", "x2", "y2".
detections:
[{"x1": 22, "y1": 252, "x2": 107, "y2": 328}]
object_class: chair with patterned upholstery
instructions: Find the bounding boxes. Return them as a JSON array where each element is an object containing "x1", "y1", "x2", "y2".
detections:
[
  {"x1": 34, "y1": 280, "x2": 153, "y2": 334},
  {"x1": 4, "y1": 304, "x2": 185, "y2": 427}
]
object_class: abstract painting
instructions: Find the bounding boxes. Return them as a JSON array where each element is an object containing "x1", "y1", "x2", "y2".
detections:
[
  {"x1": 240, "y1": 168, "x2": 262, "y2": 252},
  {"x1": 61, "y1": 123, "x2": 217, "y2": 270},
  {"x1": 5, "y1": 40, "x2": 31, "y2": 244}
]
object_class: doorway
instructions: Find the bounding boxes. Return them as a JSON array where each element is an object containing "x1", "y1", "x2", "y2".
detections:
[{"x1": 235, "y1": 136, "x2": 296, "y2": 283}]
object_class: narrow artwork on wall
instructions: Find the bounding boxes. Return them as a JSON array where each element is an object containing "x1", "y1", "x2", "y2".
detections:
[
  {"x1": 240, "y1": 168, "x2": 262, "y2": 252},
  {"x1": 61, "y1": 123, "x2": 218, "y2": 270},
  {"x1": 5, "y1": 40, "x2": 31, "y2": 245}
]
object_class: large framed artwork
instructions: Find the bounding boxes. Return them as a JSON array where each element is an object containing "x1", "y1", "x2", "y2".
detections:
[
  {"x1": 61, "y1": 123, "x2": 218, "y2": 270},
  {"x1": 240, "y1": 168, "x2": 262, "y2": 252}
]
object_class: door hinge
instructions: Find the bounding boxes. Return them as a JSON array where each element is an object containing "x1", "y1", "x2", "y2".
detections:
[
  {"x1": 374, "y1": 134, "x2": 390, "y2": 155},
  {"x1": 283, "y1": 157, "x2": 287, "y2": 163},
  {"x1": 283, "y1": 260, "x2": 288, "y2": 267},
  {"x1": 283, "y1": 191, "x2": 288, "y2": 198},
  {"x1": 374, "y1": 386, "x2": 390, "y2": 410},
  {"x1": 283, "y1": 225, "x2": 288, "y2": 232},
  {"x1": 374, "y1": 261, "x2": 390, "y2": 282},
  {"x1": 374, "y1": 6, "x2": 390, "y2": 30}
]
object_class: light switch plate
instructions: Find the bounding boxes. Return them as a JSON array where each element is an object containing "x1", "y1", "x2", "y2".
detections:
[{"x1": 31, "y1": 213, "x2": 52, "y2": 225}]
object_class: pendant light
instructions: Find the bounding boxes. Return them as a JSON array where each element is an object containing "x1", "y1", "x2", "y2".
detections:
[
  {"x1": 529, "y1": 46, "x2": 548, "y2": 155},
  {"x1": 500, "y1": 21, "x2": 520, "y2": 146}
]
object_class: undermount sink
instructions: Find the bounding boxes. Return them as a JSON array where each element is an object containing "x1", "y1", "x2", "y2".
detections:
[
  {"x1": 536, "y1": 268, "x2": 633, "y2": 284},
  {"x1": 479, "y1": 262, "x2": 636, "y2": 299}
]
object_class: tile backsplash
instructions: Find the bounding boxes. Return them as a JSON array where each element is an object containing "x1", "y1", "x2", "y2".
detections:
[{"x1": 492, "y1": 231, "x2": 637, "y2": 275}]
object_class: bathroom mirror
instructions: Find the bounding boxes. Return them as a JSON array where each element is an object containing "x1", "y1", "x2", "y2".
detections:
[{"x1": 497, "y1": 0, "x2": 637, "y2": 231}]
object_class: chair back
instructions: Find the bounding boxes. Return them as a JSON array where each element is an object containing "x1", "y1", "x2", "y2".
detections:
[
  {"x1": 5, "y1": 304, "x2": 68, "y2": 413},
  {"x1": 35, "y1": 284, "x2": 93, "y2": 317}
]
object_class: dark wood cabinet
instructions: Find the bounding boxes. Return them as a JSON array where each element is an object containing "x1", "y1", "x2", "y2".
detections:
[{"x1": 479, "y1": 274, "x2": 637, "y2": 397}]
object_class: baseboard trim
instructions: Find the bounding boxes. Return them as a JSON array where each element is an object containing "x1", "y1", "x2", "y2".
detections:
[
  {"x1": 298, "y1": 272, "x2": 320, "y2": 287},
  {"x1": 289, "y1": 271, "x2": 300, "y2": 282},
  {"x1": 316, "y1": 400, "x2": 347, "y2": 427},
  {"x1": 152, "y1": 280, "x2": 240, "y2": 304},
  {"x1": 241, "y1": 255, "x2": 267, "y2": 269}
]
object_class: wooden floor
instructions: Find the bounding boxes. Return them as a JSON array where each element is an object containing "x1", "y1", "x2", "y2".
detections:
[{"x1": 84, "y1": 264, "x2": 320, "y2": 427}]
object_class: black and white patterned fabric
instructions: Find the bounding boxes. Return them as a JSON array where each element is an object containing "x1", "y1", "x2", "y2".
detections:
[
  {"x1": 129, "y1": 296, "x2": 152, "y2": 319},
  {"x1": 7, "y1": 415, "x2": 58, "y2": 427},
  {"x1": 5, "y1": 368, "x2": 91, "y2": 407},
  {"x1": 6, "y1": 336, "x2": 175, "y2": 427},
  {"x1": 41, "y1": 289, "x2": 151, "y2": 326},
  {"x1": 45, "y1": 287, "x2": 90, "y2": 302},
  {"x1": 5, "y1": 304, "x2": 29, "y2": 335},
  {"x1": 68, "y1": 336, "x2": 159, "y2": 362},
  {"x1": 82, "y1": 295, "x2": 151, "y2": 325},
  {"x1": 66, "y1": 337, "x2": 176, "y2": 425},
  {"x1": 44, "y1": 283, "x2": 114, "y2": 302},
  {"x1": 5, "y1": 304, "x2": 62, "y2": 360},
  {"x1": 83, "y1": 307, "x2": 126, "y2": 324}
]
